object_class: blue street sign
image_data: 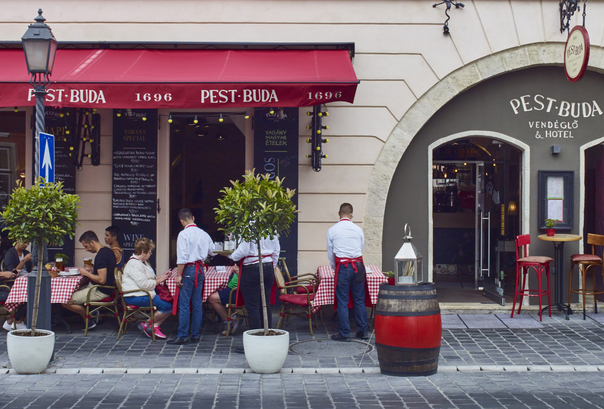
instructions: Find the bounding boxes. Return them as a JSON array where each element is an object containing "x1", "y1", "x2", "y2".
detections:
[{"x1": 39, "y1": 132, "x2": 55, "y2": 183}]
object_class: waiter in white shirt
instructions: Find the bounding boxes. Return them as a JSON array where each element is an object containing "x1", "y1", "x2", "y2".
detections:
[
  {"x1": 167, "y1": 208, "x2": 214, "y2": 345},
  {"x1": 230, "y1": 234, "x2": 280, "y2": 332},
  {"x1": 327, "y1": 203, "x2": 370, "y2": 342}
]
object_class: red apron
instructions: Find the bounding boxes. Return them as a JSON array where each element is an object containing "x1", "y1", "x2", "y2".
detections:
[{"x1": 333, "y1": 255, "x2": 371, "y2": 310}]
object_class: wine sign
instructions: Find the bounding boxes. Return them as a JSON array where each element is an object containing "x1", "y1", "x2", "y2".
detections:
[
  {"x1": 254, "y1": 107, "x2": 299, "y2": 276},
  {"x1": 112, "y1": 110, "x2": 158, "y2": 267}
]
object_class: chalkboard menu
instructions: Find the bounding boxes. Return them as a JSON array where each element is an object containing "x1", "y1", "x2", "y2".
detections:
[
  {"x1": 112, "y1": 110, "x2": 158, "y2": 267},
  {"x1": 254, "y1": 108, "x2": 299, "y2": 276},
  {"x1": 44, "y1": 108, "x2": 78, "y2": 263}
]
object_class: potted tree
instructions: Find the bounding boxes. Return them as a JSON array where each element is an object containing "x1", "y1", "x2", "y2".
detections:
[
  {"x1": 545, "y1": 219, "x2": 559, "y2": 237},
  {"x1": 215, "y1": 170, "x2": 297, "y2": 373},
  {"x1": 1, "y1": 179, "x2": 79, "y2": 373}
]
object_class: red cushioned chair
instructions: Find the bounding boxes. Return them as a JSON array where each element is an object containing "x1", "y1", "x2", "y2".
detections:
[
  {"x1": 83, "y1": 268, "x2": 119, "y2": 336},
  {"x1": 511, "y1": 234, "x2": 553, "y2": 321},
  {"x1": 569, "y1": 233, "x2": 604, "y2": 320},
  {"x1": 274, "y1": 263, "x2": 319, "y2": 336}
]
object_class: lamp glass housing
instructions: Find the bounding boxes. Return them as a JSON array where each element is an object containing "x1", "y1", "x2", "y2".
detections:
[
  {"x1": 394, "y1": 241, "x2": 423, "y2": 285},
  {"x1": 22, "y1": 39, "x2": 57, "y2": 74}
]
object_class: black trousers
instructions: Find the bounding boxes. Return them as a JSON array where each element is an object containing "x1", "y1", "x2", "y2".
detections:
[{"x1": 239, "y1": 262, "x2": 274, "y2": 330}]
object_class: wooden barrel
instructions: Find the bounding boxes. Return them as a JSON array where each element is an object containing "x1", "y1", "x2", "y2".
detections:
[{"x1": 374, "y1": 283, "x2": 442, "y2": 376}]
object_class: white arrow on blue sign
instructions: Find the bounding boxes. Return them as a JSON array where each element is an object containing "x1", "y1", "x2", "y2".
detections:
[{"x1": 39, "y1": 132, "x2": 55, "y2": 183}]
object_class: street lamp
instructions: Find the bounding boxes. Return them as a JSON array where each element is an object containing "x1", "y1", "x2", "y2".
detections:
[
  {"x1": 22, "y1": 9, "x2": 57, "y2": 331},
  {"x1": 22, "y1": 8, "x2": 58, "y2": 180}
]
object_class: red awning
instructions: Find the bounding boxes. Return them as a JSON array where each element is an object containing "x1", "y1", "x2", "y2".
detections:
[{"x1": 0, "y1": 48, "x2": 358, "y2": 109}]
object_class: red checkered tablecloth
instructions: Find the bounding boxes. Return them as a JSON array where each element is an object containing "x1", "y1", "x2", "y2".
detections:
[
  {"x1": 164, "y1": 266, "x2": 233, "y2": 302},
  {"x1": 4, "y1": 275, "x2": 84, "y2": 312},
  {"x1": 312, "y1": 265, "x2": 387, "y2": 313}
]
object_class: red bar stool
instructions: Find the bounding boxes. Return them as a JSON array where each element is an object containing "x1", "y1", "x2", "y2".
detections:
[
  {"x1": 511, "y1": 234, "x2": 553, "y2": 321},
  {"x1": 569, "y1": 233, "x2": 604, "y2": 320}
]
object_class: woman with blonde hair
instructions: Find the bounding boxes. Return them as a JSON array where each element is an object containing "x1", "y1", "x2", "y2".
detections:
[{"x1": 122, "y1": 238, "x2": 171, "y2": 339}]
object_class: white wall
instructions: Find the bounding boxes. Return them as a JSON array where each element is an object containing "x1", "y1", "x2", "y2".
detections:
[{"x1": 1, "y1": 0, "x2": 582, "y2": 271}]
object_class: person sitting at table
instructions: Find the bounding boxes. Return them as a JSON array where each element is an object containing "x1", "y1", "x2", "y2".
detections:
[
  {"x1": 207, "y1": 264, "x2": 242, "y2": 335},
  {"x1": 122, "y1": 237, "x2": 171, "y2": 339},
  {"x1": 4, "y1": 240, "x2": 32, "y2": 274},
  {"x1": 229, "y1": 233, "x2": 280, "y2": 338},
  {"x1": 61, "y1": 231, "x2": 116, "y2": 330},
  {"x1": 0, "y1": 270, "x2": 27, "y2": 331},
  {"x1": 104, "y1": 225, "x2": 125, "y2": 269}
]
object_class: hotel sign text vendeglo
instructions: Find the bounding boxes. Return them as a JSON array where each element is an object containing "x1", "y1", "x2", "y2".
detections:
[{"x1": 509, "y1": 94, "x2": 603, "y2": 140}]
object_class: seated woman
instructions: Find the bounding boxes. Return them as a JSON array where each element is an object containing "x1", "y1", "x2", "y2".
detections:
[
  {"x1": 122, "y1": 238, "x2": 171, "y2": 339},
  {"x1": 207, "y1": 264, "x2": 241, "y2": 335},
  {"x1": 1, "y1": 240, "x2": 32, "y2": 331},
  {"x1": 0, "y1": 270, "x2": 26, "y2": 331}
]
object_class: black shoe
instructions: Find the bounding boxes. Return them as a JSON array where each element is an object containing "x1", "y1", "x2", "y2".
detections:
[
  {"x1": 331, "y1": 333, "x2": 351, "y2": 342},
  {"x1": 167, "y1": 337, "x2": 189, "y2": 345},
  {"x1": 190, "y1": 336, "x2": 201, "y2": 343},
  {"x1": 234, "y1": 347, "x2": 245, "y2": 354},
  {"x1": 355, "y1": 331, "x2": 370, "y2": 340}
]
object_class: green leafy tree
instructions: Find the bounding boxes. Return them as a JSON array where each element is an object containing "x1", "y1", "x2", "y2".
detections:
[
  {"x1": 1, "y1": 179, "x2": 80, "y2": 335},
  {"x1": 215, "y1": 170, "x2": 297, "y2": 335}
]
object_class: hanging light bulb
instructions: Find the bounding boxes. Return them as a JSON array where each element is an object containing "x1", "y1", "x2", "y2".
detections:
[
  {"x1": 193, "y1": 115, "x2": 199, "y2": 124},
  {"x1": 13, "y1": 107, "x2": 18, "y2": 113},
  {"x1": 142, "y1": 116, "x2": 147, "y2": 121},
  {"x1": 116, "y1": 111, "x2": 121, "y2": 117},
  {"x1": 168, "y1": 115, "x2": 173, "y2": 124},
  {"x1": 269, "y1": 108, "x2": 275, "y2": 114},
  {"x1": 244, "y1": 112, "x2": 250, "y2": 119},
  {"x1": 59, "y1": 113, "x2": 64, "y2": 118},
  {"x1": 219, "y1": 113, "x2": 224, "y2": 123}
]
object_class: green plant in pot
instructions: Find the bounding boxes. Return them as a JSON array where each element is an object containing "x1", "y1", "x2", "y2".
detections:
[
  {"x1": 545, "y1": 219, "x2": 559, "y2": 237},
  {"x1": 215, "y1": 170, "x2": 296, "y2": 373},
  {"x1": 1, "y1": 179, "x2": 79, "y2": 373}
]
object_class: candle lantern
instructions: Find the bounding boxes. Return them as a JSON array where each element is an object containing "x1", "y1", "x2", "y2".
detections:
[{"x1": 394, "y1": 224, "x2": 423, "y2": 285}]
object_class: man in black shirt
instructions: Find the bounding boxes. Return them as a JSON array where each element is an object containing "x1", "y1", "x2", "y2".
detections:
[
  {"x1": 61, "y1": 231, "x2": 116, "y2": 329},
  {"x1": 3, "y1": 240, "x2": 32, "y2": 273}
]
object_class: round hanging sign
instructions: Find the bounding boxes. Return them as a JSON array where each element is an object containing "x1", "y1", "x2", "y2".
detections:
[{"x1": 564, "y1": 25, "x2": 590, "y2": 82}]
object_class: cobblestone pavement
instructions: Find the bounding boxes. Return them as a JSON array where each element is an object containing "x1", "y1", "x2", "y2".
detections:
[{"x1": 2, "y1": 310, "x2": 604, "y2": 408}]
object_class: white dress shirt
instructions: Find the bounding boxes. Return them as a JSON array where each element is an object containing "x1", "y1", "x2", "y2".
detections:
[
  {"x1": 230, "y1": 236, "x2": 280, "y2": 268},
  {"x1": 176, "y1": 223, "x2": 214, "y2": 265},
  {"x1": 326, "y1": 218, "x2": 365, "y2": 270}
]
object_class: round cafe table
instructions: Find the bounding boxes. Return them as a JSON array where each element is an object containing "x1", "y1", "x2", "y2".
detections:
[{"x1": 538, "y1": 233, "x2": 581, "y2": 320}]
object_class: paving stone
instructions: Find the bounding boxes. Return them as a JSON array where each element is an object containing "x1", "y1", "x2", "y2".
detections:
[
  {"x1": 573, "y1": 365, "x2": 600, "y2": 372},
  {"x1": 222, "y1": 368, "x2": 245, "y2": 374},
  {"x1": 55, "y1": 368, "x2": 80, "y2": 374},
  {"x1": 480, "y1": 365, "x2": 504, "y2": 371},
  {"x1": 339, "y1": 368, "x2": 363, "y2": 374},
  {"x1": 457, "y1": 365, "x2": 481, "y2": 372},
  {"x1": 362, "y1": 368, "x2": 381, "y2": 374},
  {"x1": 503, "y1": 365, "x2": 528, "y2": 371},
  {"x1": 125, "y1": 368, "x2": 150, "y2": 374},
  {"x1": 150, "y1": 368, "x2": 174, "y2": 374},
  {"x1": 173, "y1": 368, "x2": 198, "y2": 374},
  {"x1": 527, "y1": 366, "x2": 552, "y2": 372}
]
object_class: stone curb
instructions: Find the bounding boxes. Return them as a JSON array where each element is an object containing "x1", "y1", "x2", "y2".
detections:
[{"x1": 5, "y1": 365, "x2": 602, "y2": 375}]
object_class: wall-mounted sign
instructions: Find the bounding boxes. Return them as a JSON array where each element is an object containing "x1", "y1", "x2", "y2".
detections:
[{"x1": 564, "y1": 26, "x2": 590, "y2": 82}]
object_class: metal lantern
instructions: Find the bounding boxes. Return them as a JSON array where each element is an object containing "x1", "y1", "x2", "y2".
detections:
[
  {"x1": 22, "y1": 9, "x2": 58, "y2": 75},
  {"x1": 394, "y1": 224, "x2": 423, "y2": 285}
]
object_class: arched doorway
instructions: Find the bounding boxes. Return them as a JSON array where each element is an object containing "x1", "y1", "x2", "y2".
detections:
[{"x1": 430, "y1": 136, "x2": 522, "y2": 304}]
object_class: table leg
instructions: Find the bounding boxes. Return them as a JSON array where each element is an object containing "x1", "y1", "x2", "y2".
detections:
[
  {"x1": 51, "y1": 304, "x2": 72, "y2": 334},
  {"x1": 554, "y1": 242, "x2": 573, "y2": 320}
]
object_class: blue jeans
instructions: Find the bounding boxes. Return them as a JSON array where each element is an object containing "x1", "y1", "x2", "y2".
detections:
[
  {"x1": 125, "y1": 294, "x2": 172, "y2": 314},
  {"x1": 177, "y1": 265, "x2": 204, "y2": 339},
  {"x1": 335, "y1": 264, "x2": 369, "y2": 337}
]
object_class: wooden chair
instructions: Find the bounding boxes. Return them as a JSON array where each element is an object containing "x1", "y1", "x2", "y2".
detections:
[
  {"x1": 511, "y1": 234, "x2": 553, "y2": 321},
  {"x1": 83, "y1": 269, "x2": 120, "y2": 335},
  {"x1": 223, "y1": 272, "x2": 247, "y2": 338},
  {"x1": 569, "y1": 233, "x2": 604, "y2": 320},
  {"x1": 274, "y1": 263, "x2": 320, "y2": 335},
  {"x1": 278, "y1": 258, "x2": 320, "y2": 296},
  {"x1": 115, "y1": 268, "x2": 157, "y2": 341}
]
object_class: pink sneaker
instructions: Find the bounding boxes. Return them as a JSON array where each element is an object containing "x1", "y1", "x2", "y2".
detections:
[{"x1": 152, "y1": 326, "x2": 167, "y2": 339}]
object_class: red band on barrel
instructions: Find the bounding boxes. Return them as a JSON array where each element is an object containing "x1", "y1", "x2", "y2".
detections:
[{"x1": 375, "y1": 314, "x2": 442, "y2": 349}]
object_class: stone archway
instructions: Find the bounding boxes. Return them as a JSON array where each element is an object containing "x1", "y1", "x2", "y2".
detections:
[{"x1": 363, "y1": 43, "x2": 604, "y2": 268}]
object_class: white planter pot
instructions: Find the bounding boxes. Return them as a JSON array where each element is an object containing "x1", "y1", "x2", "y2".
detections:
[
  {"x1": 7, "y1": 329, "x2": 55, "y2": 374},
  {"x1": 243, "y1": 329, "x2": 289, "y2": 374}
]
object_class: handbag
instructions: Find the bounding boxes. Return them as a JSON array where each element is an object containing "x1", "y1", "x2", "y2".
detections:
[{"x1": 155, "y1": 282, "x2": 173, "y2": 303}]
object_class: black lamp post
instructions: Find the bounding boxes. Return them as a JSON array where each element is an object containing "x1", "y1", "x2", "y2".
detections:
[{"x1": 22, "y1": 9, "x2": 57, "y2": 331}]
